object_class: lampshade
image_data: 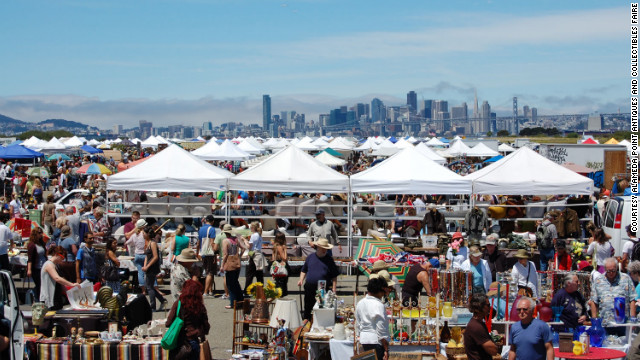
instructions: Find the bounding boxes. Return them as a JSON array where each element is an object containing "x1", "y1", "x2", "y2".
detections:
[{"x1": 269, "y1": 298, "x2": 302, "y2": 329}]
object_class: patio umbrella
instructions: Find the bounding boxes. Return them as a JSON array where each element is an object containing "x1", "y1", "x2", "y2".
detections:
[
  {"x1": 26, "y1": 167, "x2": 50, "y2": 178},
  {"x1": 356, "y1": 238, "x2": 410, "y2": 284},
  {"x1": 76, "y1": 163, "x2": 112, "y2": 175},
  {"x1": 47, "y1": 153, "x2": 71, "y2": 161}
]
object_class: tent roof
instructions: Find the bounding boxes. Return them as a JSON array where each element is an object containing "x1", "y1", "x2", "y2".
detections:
[
  {"x1": 445, "y1": 139, "x2": 471, "y2": 156},
  {"x1": 394, "y1": 138, "x2": 415, "y2": 149},
  {"x1": 581, "y1": 138, "x2": 599, "y2": 144},
  {"x1": 64, "y1": 136, "x2": 84, "y2": 147},
  {"x1": 44, "y1": 137, "x2": 67, "y2": 150},
  {"x1": 323, "y1": 148, "x2": 343, "y2": 157},
  {"x1": 107, "y1": 144, "x2": 233, "y2": 192},
  {"x1": 484, "y1": 155, "x2": 503, "y2": 163},
  {"x1": 351, "y1": 147, "x2": 471, "y2": 194},
  {"x1": 425, "y1": 137, "x2": 445, "y2": 146},
  {"x1": 414, "y1": 142, "x2": 447, "y2": 164},
  {"x1": 237, "y1": 140, "x2": 263, "y2": 155},
  {"x1": 229, "y1": 145, "x2": 349, "y2": 192},
  {"x1": 354, "y1": 138, "x2": 380, "y2": 151},
  {"x1": 193, "y1": 139, "x2": 252, "y2": 161},
  {"x1": 315, "y1": 151, "x2": 347, "y2": 166},
  {"x1": 498, "y1": 143, "x2": 516, "y2": 152},
  {"x1": 562, "y1": 162, "x2": 595, "y2": 174},
  {"x1": 466, "y1": 146, "x2": 593, "y2": 195},
  {"x1": 192, "y1": 139, "x2": 220, "y2": 157},
  {"x1": 0, "y1": 144, "x2": 44, "y2": 159},
  {"x1": 604, "y1": 138, "x2": 619, "y2": 144},
  {"x1": 294, "y1": 137, "x2": 319, "y2": 151},
  {"x1": 81, "y1": 144, "x2": 103, "y2": 154},
  {"x1": 467, "y1": 143, "x2": 499, "y2": 157}
]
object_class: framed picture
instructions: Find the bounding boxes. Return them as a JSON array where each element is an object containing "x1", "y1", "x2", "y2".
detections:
[
  {"x1": 351, "y1": 349, "x2": 377, "y2": 360},
  {"x1": 109, "y1": 322, "x2": 119, "y2": 334}
]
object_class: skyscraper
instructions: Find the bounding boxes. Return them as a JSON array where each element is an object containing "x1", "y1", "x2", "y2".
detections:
[
  {"x1": 263, "y1": 95, "x2": 271, "y2": 130},
  {"x1": 407, "y1": 91, "x2": 417, "y2": 113},
  {"x1": 371, "y1": 98, "x2": 386, "y2": 123}
]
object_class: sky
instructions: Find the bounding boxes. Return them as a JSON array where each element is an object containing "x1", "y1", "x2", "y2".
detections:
[{"x1": 0, "y1": 0, "x2": 631, "y2": 129}]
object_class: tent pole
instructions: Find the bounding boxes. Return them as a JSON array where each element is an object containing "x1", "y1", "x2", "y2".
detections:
[
  {"x1": 347, "y1": 181, "x2": 352, "y2": 275},
  {"x1": 225, "y1": 188, "x2": 230, "y2": 224}
]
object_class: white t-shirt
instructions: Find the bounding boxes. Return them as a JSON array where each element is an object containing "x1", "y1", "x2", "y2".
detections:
[
  {"x1": 623, "y1": 240, "x2": 636, "y2": 259},
  {"x1": 9, "y1": 199, "x2": 21, "y2": 216},
  {"x1": 0, "y1": 224, "x2": 13, "y2": 255},
  {"x1": 446, "y1": 246, "x2": 468, "y2": 269},
  {"x1": 587, "y1": 241, "x2": 612, "y2": 266}
]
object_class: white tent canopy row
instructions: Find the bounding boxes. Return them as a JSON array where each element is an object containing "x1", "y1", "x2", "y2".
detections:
[
  {"x1": 466, "y1": 143, "x2": 499, "y2": 158},
  {"x1": 107, "y1": 144, "x2": 593, "y2": 198},
  {"x1": 193, "y1": 139, "x2": 253, "y2": 161}
]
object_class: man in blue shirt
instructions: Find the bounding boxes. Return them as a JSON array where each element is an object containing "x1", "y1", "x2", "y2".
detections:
[
  {"x1": 198, "y1": 215, "x2": 217, "y2": 297},
  {"x1": 509, "y1": 296, "x2": 553, "y2": 360},
  {"x1": 297, "y1": 238, "x2": 339, "y2": 320}
]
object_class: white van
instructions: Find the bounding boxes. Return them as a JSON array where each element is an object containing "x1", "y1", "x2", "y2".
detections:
[
  {"x1": 602, "y1": 196, "x2": 633, "y2": 256},
  {"x1": 0, "y1": 270, "x2": 24, "y2": 360}
]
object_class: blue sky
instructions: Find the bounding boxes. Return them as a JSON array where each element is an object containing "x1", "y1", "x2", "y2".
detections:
[{"x1": 0, "y1": 0, "x2": 630, "y2": 129}]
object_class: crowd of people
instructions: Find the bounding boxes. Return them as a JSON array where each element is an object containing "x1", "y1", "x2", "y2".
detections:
[{"x1": 0, "y1": 142, "x2": 636, "y2": 360}]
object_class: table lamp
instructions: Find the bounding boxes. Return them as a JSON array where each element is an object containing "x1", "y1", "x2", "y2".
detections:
[{"x1": 269, "y1": 299, "x2": 302, "y2": 329}]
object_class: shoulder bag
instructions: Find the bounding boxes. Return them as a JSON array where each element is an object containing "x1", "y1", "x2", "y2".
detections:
[
  {"x1": 161, "y1": 301, "x2": 183, "y2": 350},
  {"x1": 270, "y1": 260, "x2": 288, "y2": 278},
  {"x1": 100, "y1": 258, "x2": 120, "y2": 282},
  {"x1": 516, "y1": 261, "x2": 534, "y2": 297},
  {"x1": 200, "y1": 227, "x2": 215, "y2": 256},
  {"x1": 223, "y1": 238, "x2": 241, "y2": 271}
]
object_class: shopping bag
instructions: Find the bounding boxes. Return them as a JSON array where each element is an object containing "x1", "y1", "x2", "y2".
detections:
[
  {"x1": 199, "y1": 339, "x2": 212, "y2": 360},
  {"x1": 161, "y1": 301, "x2": 183, "y2": 350}
]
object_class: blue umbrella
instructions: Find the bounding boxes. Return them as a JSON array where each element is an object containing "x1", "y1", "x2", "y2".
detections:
[{"x1": 484, "y1": 155, "x2": 504, "y2": 163}]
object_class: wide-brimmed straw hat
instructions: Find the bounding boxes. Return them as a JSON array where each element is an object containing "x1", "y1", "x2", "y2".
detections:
[
  {"x1": 313, "y1": 238, "x2": 334, "y2": 250},
  {"x1": 222, "y1": 224, "x2": 234, "y2": 234},
  {"x1": 371, "y1": 260, "x2": 390, "y2": 272},
  {"x1": 377, "y1": 270, "x2": 395, "y2": 287},
  {"x1": 176, "y1": 248, "x2": 199, "y2": 263},
  {"x1": 514, "y1": 249, "x2": 531, "y2": 259}
]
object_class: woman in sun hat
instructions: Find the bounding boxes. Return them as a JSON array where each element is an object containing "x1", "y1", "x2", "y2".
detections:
[
  {"x1": 297, "y1": 238, "x2": 340, "y2": 320},
  {"x1": 510, "y1": 249, "x2": 539, "y2": 298}
]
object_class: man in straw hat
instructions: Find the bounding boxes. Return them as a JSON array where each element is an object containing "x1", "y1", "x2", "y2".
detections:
[
  {"x1": 510, "y1": 249, "x2": 539, "y2": 298},
  {"x1": 171, "y1": 248, "x2": 200, "y2": 300},
  {"x1": 297, "y1": 238, "x2": 340, "y2": 320}
]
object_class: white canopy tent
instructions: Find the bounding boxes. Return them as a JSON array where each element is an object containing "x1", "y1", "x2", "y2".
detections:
[
  {"x1": 311, "y1": 137, "x2": 330, "y2": 149},
  {"x1": 394, "y1": 138, "x2": 415, "y2": 149},
  {"x1": 192, "y1": 139, "x2": 221, "y2": 157},
  {"x1": 141, "y1": 136, "x2": 162, "y2": 148},
  {"x1": 467, "y1": 143, "x2": 499, "y2": 157},
  {"x1": 64, "y1": 136, "x2": 84, "y2": 148},
  {"x1": 229, "y1": 145, "x2": 349, "y2": 193},
  {"x1": 194, "y1": 139, "x2": 253, "y2": 161},
  {"x1": 107, "y1": 144, "x2": 233, "y2": 192},
  {"x1": 354, "y1": 138, "x2": 380, "y2": 151},
  {"x1": 315, "y1": 151, "x2": 347, "y2": 166},
  {"x1": 22, "y1": 136, "x2": 41, "y2": 148},
  {"x1": 414, "y1": 142, "x2": 447, "y2": 165},
  {"x1": 498, "y1": 143, "x2": 516, "y2": 153},
  {"x1": 328, "y1": 138, "x2": 354, "y2": 151},
  {"x1": 445, "y1": 139, "x2": 471, "y2": 157},
  {"x1": 425, "y1": 137, "x2": 446, "y2": 147},
  {"x1": 351, "y1": 147, "x2": 472, "y2": 194},
  {"x1": 237, "y1": 140, "x2": 264, "y2": 155},
  {"x1": 44, "y1": 137, "x2": 68, "y2": 150},
  {"x1": 294, "y1": 137, "x2": 319, "y2": 151},
  {"x1": 466, "y1": 146, "x2": 594, "y2": 195}
]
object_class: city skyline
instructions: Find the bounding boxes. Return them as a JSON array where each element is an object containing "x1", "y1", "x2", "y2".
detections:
[{"x1": 0, "y1": 1, "x2": 628, "y2": 128}]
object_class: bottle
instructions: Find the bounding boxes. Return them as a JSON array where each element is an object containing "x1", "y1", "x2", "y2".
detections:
[{"x1": 440, "y1": 321, "x2": 451, "y2": 343}]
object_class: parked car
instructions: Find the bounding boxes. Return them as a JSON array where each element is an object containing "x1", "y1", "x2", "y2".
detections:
[
  {"x1": 602, "y1": 196, "x2": 632, "y2": 256},
  {"x1": 0, "y1": 270, "x2": 24, "y2": 360}
]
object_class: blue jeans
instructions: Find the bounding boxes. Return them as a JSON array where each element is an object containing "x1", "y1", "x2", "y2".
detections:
[
  {"x1": 225, "y1": 269, "x2": 243, "y2": 308},
  {"x1": 539, "y1": 247, "x2": 555, "y2": 272},
  {"x1": 134, "y1": 254, "x2": 145, "y2": 287}
]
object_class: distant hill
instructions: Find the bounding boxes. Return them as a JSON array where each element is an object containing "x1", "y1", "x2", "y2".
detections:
[
  {"x1": 38, "y1": 118, "x2": 89, "y2": 129},
  {"x1": 0, "y1": 114, "x2": 27, "y2": 125}
]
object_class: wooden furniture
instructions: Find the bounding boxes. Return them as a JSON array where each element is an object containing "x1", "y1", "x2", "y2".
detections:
[{"x1": 232, "y1": 299, "x2": 276, "y2": 354}]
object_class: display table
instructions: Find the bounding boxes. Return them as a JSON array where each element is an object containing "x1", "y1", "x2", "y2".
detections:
[
  {"x1": 28, "y1": 341, "x2": 169, "y2": 360},
  {"x1": 554, "y1": 347, "x2": 627, "y2": 360}
]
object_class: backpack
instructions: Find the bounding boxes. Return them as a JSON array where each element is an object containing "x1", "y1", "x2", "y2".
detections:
[
  {"x1": 536, "y1": 222, "x2": 553, "y2": 249},
  {"x1": 631, "y1": 240, "x2": 640, "y2": 262}
]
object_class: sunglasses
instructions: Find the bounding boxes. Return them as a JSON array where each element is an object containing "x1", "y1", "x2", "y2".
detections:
[
  {"x1": 606, "y1": 269, "x2": 618, "y2": 274},
  {"x1": 516, "y1": 308, "x2": 530, "y2": 312}
]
